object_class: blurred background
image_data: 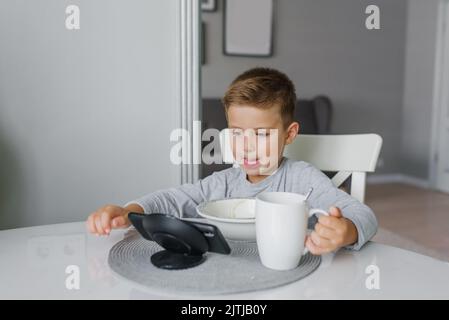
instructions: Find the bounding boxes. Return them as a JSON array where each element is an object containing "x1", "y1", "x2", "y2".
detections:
[
  {"x1": 201, "y1": 0, "x2": 449, "y2": 261},
  {"x1": 0, "y1": 0, "x2": 448, "y2": 261}
]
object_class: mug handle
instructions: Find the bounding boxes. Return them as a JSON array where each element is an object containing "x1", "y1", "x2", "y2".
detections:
[{"x1": 303, "y1": 208, "x2": 330, "y2": 255}]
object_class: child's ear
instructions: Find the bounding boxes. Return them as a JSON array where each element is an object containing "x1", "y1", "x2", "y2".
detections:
[{"x1": 285, "y1": 122, "x2": 299, "y2": 145}]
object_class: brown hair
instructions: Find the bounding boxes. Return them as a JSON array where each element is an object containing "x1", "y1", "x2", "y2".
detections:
[{"x1": 222, "y1": 67, "x2": 297, "y2": 127}]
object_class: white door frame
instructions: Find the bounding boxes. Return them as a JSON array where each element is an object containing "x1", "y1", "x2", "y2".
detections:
[
  {"x1": 178, "y1": 0, "x2": 201, "y2": 184},
  {"x1": 429, "y1": 0, "x2": 449, "y2": 190}
]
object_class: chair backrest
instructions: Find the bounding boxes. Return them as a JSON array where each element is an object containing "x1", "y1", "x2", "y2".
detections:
[{"x1": 283, "y1": 134, "x2": 383, "y2": 202}]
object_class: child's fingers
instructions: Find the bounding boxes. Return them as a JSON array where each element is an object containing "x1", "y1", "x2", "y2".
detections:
[
  {"x1": 100, "y1": 212, "x2": 112, "y2": 234},
  {"x1": 315, "y1": 223, "x2": 336, "y2": 240},
  {"x1": 310, "y1": 231, "x2": 332, "y2": 249},
  {"x1": 112, "y1": 216, "x2": 128, "y2": 229},
  {"x1": 329, "y1": 206, "x2": 343, "y2": 218},
  {"x1": 94, "y1": 216, "x2": 106, "y2": 235},
  {"x1": 305, "y1": 236, "x2": 327, "y2": 255},
  {"x1": 86, "y1": 215, "x2": 97, "y2": 234},
  {"x1": 317, "y1": 215, "x2": 340, "y2": 229}
]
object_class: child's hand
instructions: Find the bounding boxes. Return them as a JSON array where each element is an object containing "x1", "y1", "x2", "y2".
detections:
[
  {"x1": 86, "y1": 205, "x2": 131, "y2": 236},
  {"x1": 305, "y1": 206, "x2": 358, "y2": 255}
]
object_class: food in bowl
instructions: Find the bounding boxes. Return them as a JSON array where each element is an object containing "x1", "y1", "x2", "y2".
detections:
[{"x1": 196, "y1": 198, "x2": 256, "y2": 241}]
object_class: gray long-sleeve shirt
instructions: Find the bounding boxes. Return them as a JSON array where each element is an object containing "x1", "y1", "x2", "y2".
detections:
[{"x1": 125, "y1": 157, "x2": 378, "y2": 250}]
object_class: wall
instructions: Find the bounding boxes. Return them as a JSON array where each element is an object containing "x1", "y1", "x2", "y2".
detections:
[
  {"x1": 201, "y1": 0, "x2": 408, "y2": 175},
  {"x1": 401, "y1": 0, "x2": 441, "y2": 180},
  {"x1": 0, "y1": 0, "x2": 183, "y2": 229}
]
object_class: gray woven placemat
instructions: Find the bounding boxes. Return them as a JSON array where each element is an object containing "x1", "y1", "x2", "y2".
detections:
[{"x1": 108, "y1": 231, "x2": 321, "y2": 296}]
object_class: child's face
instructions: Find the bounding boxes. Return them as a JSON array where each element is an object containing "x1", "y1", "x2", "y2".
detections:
[{"x1": 227, "y1": 104, "x2": 299, "y2": 178}]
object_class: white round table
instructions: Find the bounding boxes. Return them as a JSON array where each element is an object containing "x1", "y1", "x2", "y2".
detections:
[{"x1": 1, "y1": 222, "x2": 448, "y2": 299}]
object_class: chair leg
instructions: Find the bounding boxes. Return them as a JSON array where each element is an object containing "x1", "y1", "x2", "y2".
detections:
[
  {"x1": 351, "y1": 172, "x2": 366, "y2": 203},
  {"x1": 331, "y1": 171, "x2": 352, "y2": 188}
]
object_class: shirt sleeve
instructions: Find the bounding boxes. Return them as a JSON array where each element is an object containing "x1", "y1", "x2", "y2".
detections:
[
  {"x1": 299, "y1": 163, "x2": 378, "y2": 251},
  {"x1": 123, "y1": 170, "x2": 229, "y2": 218}
]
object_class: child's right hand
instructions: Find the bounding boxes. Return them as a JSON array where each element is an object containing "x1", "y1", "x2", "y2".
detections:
[{"x1": 86, "y1": 205, "x2": 133, "y2": 235}]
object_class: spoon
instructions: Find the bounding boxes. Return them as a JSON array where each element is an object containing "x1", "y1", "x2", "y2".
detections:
[{"x1": 305, "y1": 187, "x2": 313, "y2": 201}]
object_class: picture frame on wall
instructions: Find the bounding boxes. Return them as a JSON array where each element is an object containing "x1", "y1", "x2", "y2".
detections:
[
  {"x1": 223, "y1": 0, "x2": 273, "y2": 57},
  {"x1": 201, "y1": 0, "x2": 217, "y2": 12}
]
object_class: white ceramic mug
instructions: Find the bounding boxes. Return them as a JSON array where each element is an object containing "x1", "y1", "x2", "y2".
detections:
[{"x1": 255, "y1": 191, "x2": 329, "y2": 271}]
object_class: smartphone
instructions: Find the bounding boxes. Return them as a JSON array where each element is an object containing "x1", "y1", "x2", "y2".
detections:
[{"x1": 128, "y1": 212, "x2": 231, "y2": 255}]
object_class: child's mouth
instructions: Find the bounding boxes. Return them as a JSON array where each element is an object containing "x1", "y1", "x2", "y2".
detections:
[{"x1": 243, "y1": 158, "x2": 260, "y2": 168}]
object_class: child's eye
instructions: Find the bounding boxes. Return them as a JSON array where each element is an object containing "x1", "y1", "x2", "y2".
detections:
[{"x1": 231, "y1": 129, "x2": 242, "y2": 136}]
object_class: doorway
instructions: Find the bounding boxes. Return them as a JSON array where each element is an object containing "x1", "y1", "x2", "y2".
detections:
[{"x1": 431, "y1": 0, "x2": 449, "y2": 193}]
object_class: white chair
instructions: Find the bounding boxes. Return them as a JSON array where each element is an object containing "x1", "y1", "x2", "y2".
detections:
[{"x1": 283, "y1": 134, "x2": 383, "y2": 203}]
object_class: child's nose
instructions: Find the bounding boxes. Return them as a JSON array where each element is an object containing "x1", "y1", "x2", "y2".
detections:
[{"x1": 244, "y1": 135, "x2": 257, "y2": 152}]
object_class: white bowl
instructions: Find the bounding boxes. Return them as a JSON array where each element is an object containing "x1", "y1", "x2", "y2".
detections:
[{"x1": 196, "y1": 198, "x2": 256, "y2": 241}]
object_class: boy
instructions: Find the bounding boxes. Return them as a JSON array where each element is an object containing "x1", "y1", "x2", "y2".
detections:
[{"x1": 86, "y1": 67, "x2": 377, "y2": 254}]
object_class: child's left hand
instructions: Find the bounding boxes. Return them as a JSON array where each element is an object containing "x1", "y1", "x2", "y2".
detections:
[{"x1": 305, "y1": 206, "x2": 358, "y2": 255}]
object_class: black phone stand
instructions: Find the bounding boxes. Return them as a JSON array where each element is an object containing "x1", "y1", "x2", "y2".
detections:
[{"x1": 128, "y1": 213, "x2": 226, "y2": 270}]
